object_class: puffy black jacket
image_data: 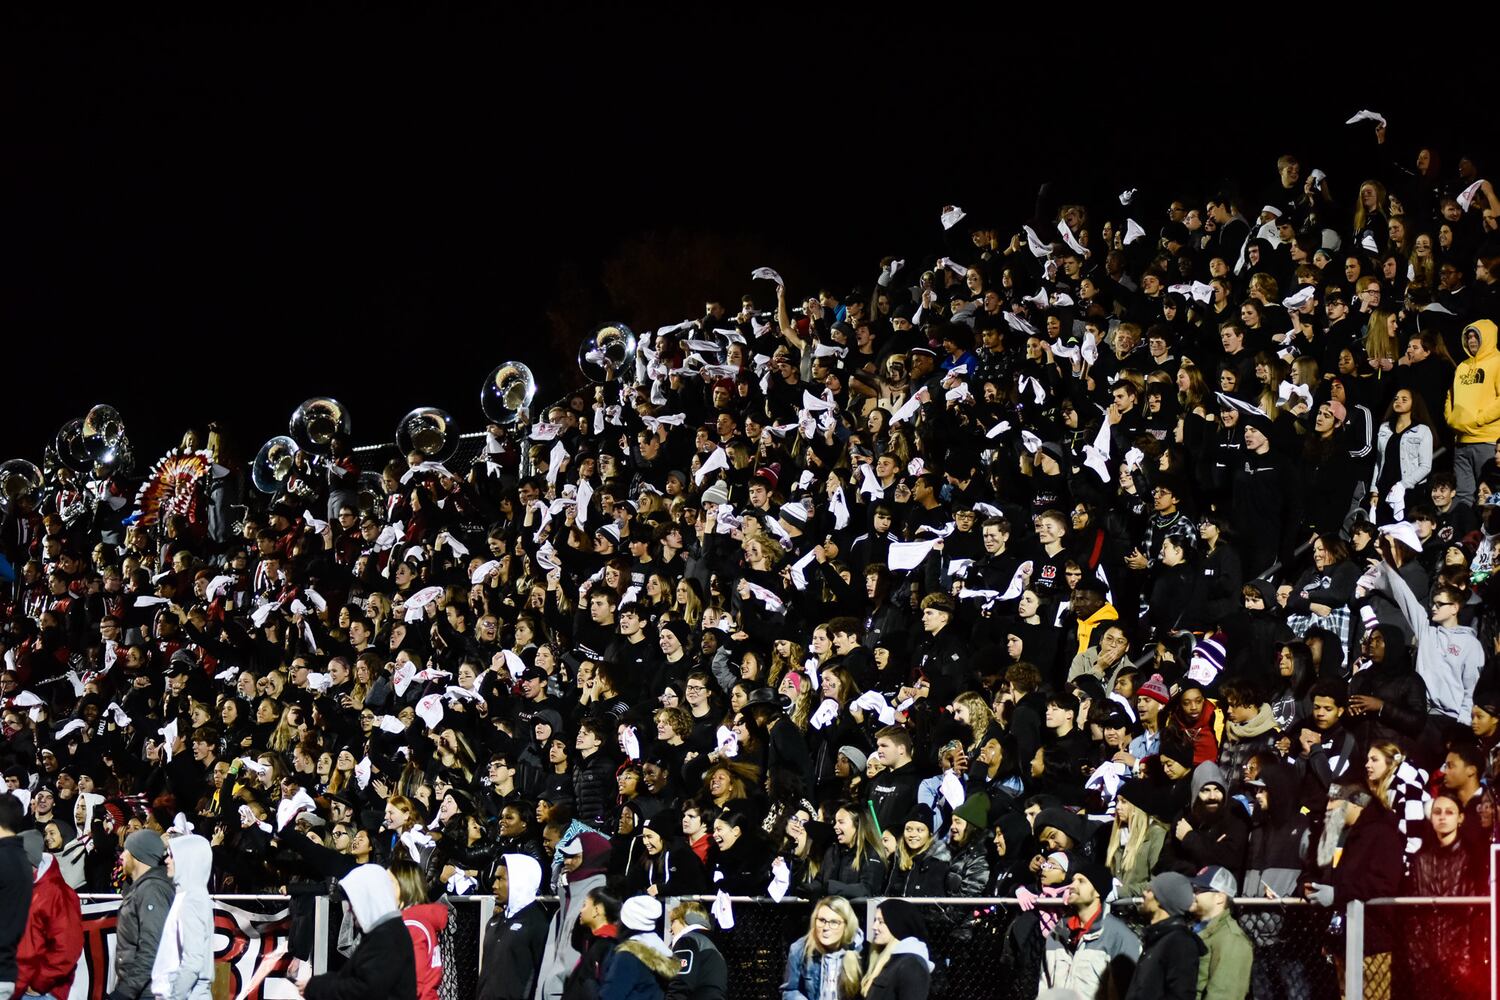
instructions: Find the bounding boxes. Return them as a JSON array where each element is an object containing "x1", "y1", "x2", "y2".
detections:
[
  {"x1": 808, "y1": 842, "x2": 886, "y2": 901},
  {"x1": 1122, "y1": 915, "x2": 1203, "y2": 1000},
  {"x1": 884, "y1": 842, "x2": 958, "y2": 898},
  {"x1": 945, "y1": 835, "x2": 991, "y2": 896},
  {"x1": 573, "y1": 751, "x2": 617, "y2": 830}
]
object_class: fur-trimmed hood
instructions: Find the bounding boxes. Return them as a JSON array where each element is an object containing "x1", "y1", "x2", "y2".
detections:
[{"x1": 616, "y1": 933, "x2": 679, "y2": 979}]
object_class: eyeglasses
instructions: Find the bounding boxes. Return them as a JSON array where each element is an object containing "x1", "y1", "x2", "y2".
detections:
[
  {"x1": 1432, "y1": 601, "x2": 1457, "y2": 608},
  {"x1": 815, "y1": 917, "x2": 846, "y2": 928}
]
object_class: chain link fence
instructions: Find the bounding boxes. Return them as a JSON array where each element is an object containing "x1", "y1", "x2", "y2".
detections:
[
  {"x1": 1367, "y1": 899, "x2": 1491, "y2": 1000},
  {"x1": 195, "y1": 890, "x2": 1489, "y2": 1000}
]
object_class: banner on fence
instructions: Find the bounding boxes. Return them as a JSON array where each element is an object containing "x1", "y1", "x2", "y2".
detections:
[{"x1": 68, "y1": 898, "x2": 298, "y2": 1000}]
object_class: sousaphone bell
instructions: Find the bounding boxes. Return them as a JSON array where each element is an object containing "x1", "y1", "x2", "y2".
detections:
[
  {"x1": 577, "y1": 322, "x2": 637, "y2": 383},
  {"x1": 396, "y1": 406, "x2": 459, "y2": 463},
  {"x1": 0, "y1": 459, "x2": 43, "y2": 510},
  {"x1": 252, "y1": 436, "x2": 300, "y2": 494},
  {"x1": 481, "y1": 362, "x2": 537, "y2": 425},
  {"x1": 54, "y1": 419, "x2": 96, "y2": 476},
  {"x1": 82, "y1": 404, "x2": 127, "y2": 466},
  {"x1": 289, "y1": 397, "x2": 352, "y2": 454}
]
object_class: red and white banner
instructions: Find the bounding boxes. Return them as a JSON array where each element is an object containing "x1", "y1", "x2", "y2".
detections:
[{"x1": 68, "y1": 898, "x2": 299, "y2": 1000}]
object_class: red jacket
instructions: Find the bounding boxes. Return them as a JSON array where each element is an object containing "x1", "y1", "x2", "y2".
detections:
[
  {"x1": 403, "y1": 902, "x2": 450, "y2": 1000},
  {"x1": 16, "y1": 858, "x2": 82, "y2": 998}
]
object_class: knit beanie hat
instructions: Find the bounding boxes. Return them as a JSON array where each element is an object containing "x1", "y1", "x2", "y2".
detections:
[{"x1": 1137, "y1": 673, "x2": 1171, "y2": 706}]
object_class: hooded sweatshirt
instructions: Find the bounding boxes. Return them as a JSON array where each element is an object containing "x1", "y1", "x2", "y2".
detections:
[
  {"x1": 56, "y1": 791, "x2": 104, "y2": 889},
  {"x1": 307, "y1": 864, "x2": 417, "y2": 1000},
  {"x1": 478, "y1": 855, "x2": 549, "y2": 1000},
  {"x1": 537, "y1": 833, "x2": 612, "y2": 1000},
  {"x1": 1373, "y1": 561, "x2": 1485, "y2": 721},
  {"x1": 1446, "y1": 320, "x2": 1500, "y2": 444},
  {"x1": 149, "y1": 834, "x2": 215, "y2": 1000}
]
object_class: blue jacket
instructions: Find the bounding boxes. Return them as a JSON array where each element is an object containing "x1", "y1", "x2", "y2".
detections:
[
  {"x1": 780, "y1": 936, "x2": 857, "y2": 1000},
  {"x1": 600, "y1": 934, "x2": 677, "y2": 1000}
]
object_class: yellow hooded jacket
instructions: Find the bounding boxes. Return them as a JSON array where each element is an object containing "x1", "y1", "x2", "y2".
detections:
[{"x1": 1446, "y1": 319, "x2": 1500, "y2": 444}]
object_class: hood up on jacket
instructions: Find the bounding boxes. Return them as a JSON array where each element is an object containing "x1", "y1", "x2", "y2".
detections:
[
  {"x1": 568, "y1": 831, "x2": 613, "y2": 883},
  {"x1": 167, "y1": 834, "x2": 213, "y2": 895},
  {"x1": 341, "y1": 862, "x2": 400, "y2": 931},
  {"x1": 1370, "y1": 623, "x2": 1413, "y2": 673},
  {"x1": 1190, "y1": 760, "x2": 1228, "y2": 798},
  {"x1": 503, "y1": 853, "x2": 543, "y2": 916},
  {"x1": 1256, "y1": 760, "x2": 1301, "y2": 829},
  {"x1": 74, "y1": 792, "x2": 104, "y2": 838},
  {"x1": 1462, "y1": 319, "x2": 1497, "y2": 361},
  {"x1": 615, "y1": 931, "x2": 678, "y2": 980}
]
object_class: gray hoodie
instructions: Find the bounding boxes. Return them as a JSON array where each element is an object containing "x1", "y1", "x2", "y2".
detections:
[
  {"x1": 1374, "y1": 561, "x2": 1484, "y2": 721},
  {"x1": 150, "y1": 834, "x2": 215, "y2": 1000}
]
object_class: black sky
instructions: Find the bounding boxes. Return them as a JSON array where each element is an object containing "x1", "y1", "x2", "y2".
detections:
[{"x1": 1, "y1": 13, "x2": 1492, "y2": 467}]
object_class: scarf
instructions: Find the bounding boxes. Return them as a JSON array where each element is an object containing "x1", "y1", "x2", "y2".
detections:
[{"x1": 1227, "y1": 705, "x2": 1278, "y2": 740}]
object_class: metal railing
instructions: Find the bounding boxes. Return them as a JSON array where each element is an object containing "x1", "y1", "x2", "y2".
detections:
[{"x1": 77, "y1": 886, "x2": 1497, "y2": 999}]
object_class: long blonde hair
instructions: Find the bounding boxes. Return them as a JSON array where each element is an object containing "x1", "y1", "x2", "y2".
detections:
[
  {"x1": 1354, "y1": 179, "x2": 1389, "y2": 235},
  {"x1": 798, "y1": 898, "x2": 862, "y2": 997},
  {"x1": 953, "y1": 692, "x2": 993, "y2": 753},
  {"x1": 894, "y1": 822, "x2": 935, "y2": 872},
  {"x1": 1106, "y1": 798, "x2": 1155, "y2": 876},
  {"x1": 837, "y1": 804, "x2": 886, "y2": 873},
  {"x1": 860, "y1": 902, "x2": 904, "y2": 995},
  {"x1": 1369, "y1": 741, "x2": 1405, "y2": 808}
]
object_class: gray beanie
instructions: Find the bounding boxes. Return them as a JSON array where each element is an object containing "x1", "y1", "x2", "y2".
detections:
[
  {"x1": 838, "y1": 746, "x2": 868, "y2": 772},
  {"x1": 701, "y1": 482, "x2": 731, "y2": 507},
  {"x1": 125, "y1": 828, "x2": 166, "y2": 868},
  {"x1": 18, "y1": 829, "x2": 44, "y2": 868},
  {"x1": 1148, "y1": 872, "x2": 1194, "y2": 917}
]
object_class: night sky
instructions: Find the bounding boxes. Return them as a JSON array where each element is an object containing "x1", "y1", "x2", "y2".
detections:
[{"x1": 1, "y1": 13, "x2": 1492, "y2": 471}]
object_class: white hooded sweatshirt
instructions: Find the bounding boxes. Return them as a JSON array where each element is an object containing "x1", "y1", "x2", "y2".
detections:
[
  {"x1": 150, "y1": 834, "x2": 216, "y2": 1000},
  {"x1": 504, "y1": 854, "x2": 543, "y2": 918},
  {"x1": 342, "y1": 862, "x2": 401, "y2": 932}
]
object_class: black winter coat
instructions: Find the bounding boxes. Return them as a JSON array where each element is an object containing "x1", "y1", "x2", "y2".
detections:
[
  {"x1": 1122, "y1": 916, "x2": 1203, "y2": 1000},
  {"x1": 478, "y1": 900, "x2": 551, "y2": 1000},
  {"x1": 664, "y1": 929, "x2": 728, "y2": 1000},
  {"x1": 709, "y1": 837, "x2": 770, "y2": 895},
  {"x1": 863, "y1": 948, "x2": 932, "y2": 1000},
  {"x1": 573, "y1": 751, "x2": 617, "y2": 830},
  {"x1": 305, "y1": 913, "x2": 418, "y2": 1000},
  {"x1": 810, "y1": 842, "x2": 886, "y2": 901},
  {"x1": 884, "y1": 842, "x2": 958, "y2": 898}
]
